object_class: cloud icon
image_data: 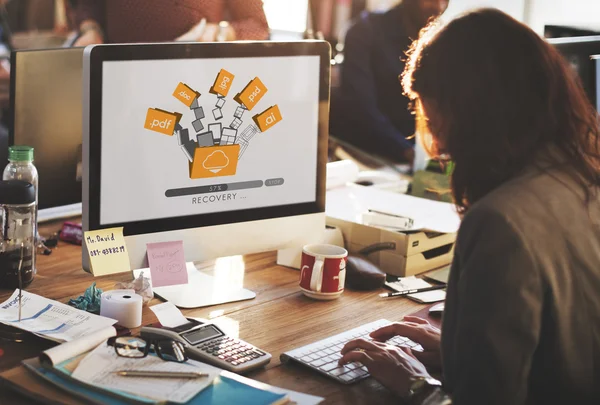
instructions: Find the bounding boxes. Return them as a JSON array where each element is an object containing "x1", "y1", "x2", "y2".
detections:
[{"x1": 203, "y1": 150, "x2": 230, "y2": 173}]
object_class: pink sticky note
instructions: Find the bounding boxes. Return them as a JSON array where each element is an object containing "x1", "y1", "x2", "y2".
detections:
[{"x1": 146, "y1": 241, "x2": 189, "y2": 287}]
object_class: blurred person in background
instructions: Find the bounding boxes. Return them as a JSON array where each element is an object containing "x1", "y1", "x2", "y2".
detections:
[
  {"x1": 330, "y1": 0, "x2": 449, "y2": 163},
  {"x1": 70, "y1": 0, "x2": 269, "y2": 46}
]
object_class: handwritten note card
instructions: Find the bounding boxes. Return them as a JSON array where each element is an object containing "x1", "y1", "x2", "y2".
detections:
[
  {"x1": 84, "y1": 227, "x2": 131, "y2": 276},
  {"x1": 146, "y1": 241, "x2": 189, "y2": 287}
]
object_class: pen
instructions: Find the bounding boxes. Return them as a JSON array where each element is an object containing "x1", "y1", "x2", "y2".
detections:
[
  {"x1": 368, "y1": 209, "x2": 411, "y2": 219},
  {"x1": 18, "y1": 242, "x2": 24, "y2": 322},
  {"x1": 114, "y1": 370, "x2": 209, "y2": 379},
  {"x1": 379, "y1": 284, "x2": 446, "y2": 298}
]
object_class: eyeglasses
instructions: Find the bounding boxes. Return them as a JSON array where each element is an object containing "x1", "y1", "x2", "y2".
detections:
[{"x1": 107, "y1": 336, "x2": 188, "y2": 363}]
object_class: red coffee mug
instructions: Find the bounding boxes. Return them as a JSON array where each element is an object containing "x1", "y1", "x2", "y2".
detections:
[{"x1": 300, "y1": 244, "x2": 348, "y2": 300}]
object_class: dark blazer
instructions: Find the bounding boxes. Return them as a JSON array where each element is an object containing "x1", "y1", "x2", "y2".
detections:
[
  {"x1": 331, "y1": 4, "x2": 415, "y2": 161},
  {"x1": 442, "y1": 153, "x2": 600, "y2": 404}
]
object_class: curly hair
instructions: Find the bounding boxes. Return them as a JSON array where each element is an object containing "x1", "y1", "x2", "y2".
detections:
[{"x1": 402, "y1": 8, "x2": 600, "y2": 213}]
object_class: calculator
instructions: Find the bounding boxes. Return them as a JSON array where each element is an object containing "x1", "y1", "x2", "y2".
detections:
[{"x1": 140, "y1": 318, "x2": 271, "y2": 373}]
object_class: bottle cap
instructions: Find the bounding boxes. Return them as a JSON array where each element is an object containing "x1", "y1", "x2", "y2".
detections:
[
  {"x1": 8, "y1": 145, "x2": 34, "y2": 162},
  {"x1": 0, "y1": 180, "x2": 35, "y2": 205}
]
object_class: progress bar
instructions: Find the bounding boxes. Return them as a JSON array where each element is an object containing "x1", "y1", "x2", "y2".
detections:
[{"x1": 165, "y1": 180, "x2": 266, "y2": 198}]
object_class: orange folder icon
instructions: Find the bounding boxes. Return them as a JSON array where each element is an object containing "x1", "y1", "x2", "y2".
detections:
[
  {"x1": 234, "y1": 77, "x2": 268, "y2": 111},
  {"x1": 173, "y1": 82, "x2": 200, "y2": 107},
  {"x1": 253, "y1": 105, "x2": 282, "y2": 132},
  {"x1": 209, "y1": 69, "x2": 235, "y2": 97},
  {"x1": 189, "y1": 144, "x2": 240, "y2": 179},
  {"x1": 144, "y1": 108, "x2": 182, "y2": 136}
]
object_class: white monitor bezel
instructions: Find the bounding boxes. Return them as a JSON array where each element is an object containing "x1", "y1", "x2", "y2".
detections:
[{"x1": 82, "y1": 41, "x2": 329, "y2": 238}]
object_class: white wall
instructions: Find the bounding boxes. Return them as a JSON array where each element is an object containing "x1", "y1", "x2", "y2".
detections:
[
  {"x1": 366, "y1": 0, "x2": 526, "y2": 21},
  {"x1": 443, "y1": 0, "x2": 526, "y2": 21},
  {"x1": 525, "y1": 0, "x2": 600, "y2": 34},
  {"x1": 365, "y1": 0, "x2": 600, "y2": 35}
]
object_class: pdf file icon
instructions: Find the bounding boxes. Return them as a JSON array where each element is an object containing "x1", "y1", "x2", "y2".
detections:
[{"x1": 144, "y1": 108, "x2": 182, "y2": 136}]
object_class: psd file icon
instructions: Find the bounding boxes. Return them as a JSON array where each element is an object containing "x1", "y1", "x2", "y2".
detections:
[{"x1": 189, "y1": 144, "x2": 240, "y2": 179}]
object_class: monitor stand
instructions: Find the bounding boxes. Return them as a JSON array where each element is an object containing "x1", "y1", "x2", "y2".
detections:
[{"x1": 132, "y1": 260, "x2": 255, "y2": 309}]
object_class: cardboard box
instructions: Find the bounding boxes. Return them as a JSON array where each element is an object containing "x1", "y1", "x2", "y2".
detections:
[{"x1": 326, "y1": 217, "x2": 455, "y2": 277}]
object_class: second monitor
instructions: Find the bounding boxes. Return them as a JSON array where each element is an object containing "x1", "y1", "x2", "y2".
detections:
[{"x1": 83, "y1": 41, "x2": 330, "y2": 271}]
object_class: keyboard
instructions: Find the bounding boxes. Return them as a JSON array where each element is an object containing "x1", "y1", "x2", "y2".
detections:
[{"x1": 280, "y1": 319, "x2": 423, "y2": 384}]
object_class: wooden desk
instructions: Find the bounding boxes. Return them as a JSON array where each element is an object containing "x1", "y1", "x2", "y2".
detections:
[{"x1": 0, "y1": 220, "x2": 430, "y2": 404}]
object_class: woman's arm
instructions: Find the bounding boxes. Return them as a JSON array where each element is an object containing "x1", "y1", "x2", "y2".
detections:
[
  {"x1": 226, "y1": 0, "x2": 269, "y2": 40},
  {"x1": 71, "y1": 0, "x2": 106, "y2": 46},
  {"x1": 442, "y1": 207, "x2": 543, "y2": 405}
]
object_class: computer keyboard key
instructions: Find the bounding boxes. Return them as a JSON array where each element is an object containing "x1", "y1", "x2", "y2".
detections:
[
  {"x1": 329, "y1": 365, "x2": 353, "y2": 377},
  {"x1": 355, "y1": 367, "x2": 369, "y2": 376},
  {"x1": 340, "y1": 373, "x2": 355, "y2": 382},
  {"x1": 311, "y1": 359, "x2": 327, "y2": 367},
  {"x1": 346, "y1": 370, "x2": 364, "y2": 380},
  {"x1": 320, "y1": 361, "x2": 340, "y2": 372}
]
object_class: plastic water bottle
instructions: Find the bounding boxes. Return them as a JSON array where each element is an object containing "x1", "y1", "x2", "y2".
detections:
[{"x1": 3, "y1": 146, "x2": 38, "y2": 232}]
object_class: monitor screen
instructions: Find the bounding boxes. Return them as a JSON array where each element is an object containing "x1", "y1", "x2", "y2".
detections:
[
  {"x1": 98, "y1": 56, "x2": 320, "y2": 226},
  {"x1": 549, "y1": 36, "x2": 600, "y2": 108},
  {"x1": 11, "y1": 48, "x2": 84, "y2": 211}
]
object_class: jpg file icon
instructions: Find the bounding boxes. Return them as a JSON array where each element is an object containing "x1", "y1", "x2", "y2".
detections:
[{"x1": 210, "y1": 69, "x2": 235, "y2": 98}]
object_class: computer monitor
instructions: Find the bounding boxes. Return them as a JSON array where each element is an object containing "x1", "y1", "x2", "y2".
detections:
[
  {"x1": 548, "y1": 35, "x2": 600, "y2": 108},
  {"x1": 545, "y1": 25, "x2": 600, "y2": 39},
  {"x1": 82, "y1": 42, "x2": 330, "y2": 272},
  {"x1": 10, "y1": 47, "x2": 84, "y2": 221}
]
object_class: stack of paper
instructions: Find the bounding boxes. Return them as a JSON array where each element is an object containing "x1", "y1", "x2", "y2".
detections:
[
  {"x1": 0, "y1": 289, "x2": 117, "y2": 343},
  {"x1": 71, "y1": 344, "x2": 220, "y2": 403},
  {"x1": 326, "y1": 184, "x2": 461, "y2": 233}
]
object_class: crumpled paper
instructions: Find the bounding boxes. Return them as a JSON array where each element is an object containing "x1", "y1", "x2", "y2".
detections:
[
  {"x1": 68, "y1": 282, "x2": 103, "y2": 314},
  {"x1": 115, "y1": 271, "x2": 153, "y2": 305}
]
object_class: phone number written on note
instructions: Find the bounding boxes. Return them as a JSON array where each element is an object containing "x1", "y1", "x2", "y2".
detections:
[{"x1": 88, "y1": 246, "x2": 126, "y2": 257}]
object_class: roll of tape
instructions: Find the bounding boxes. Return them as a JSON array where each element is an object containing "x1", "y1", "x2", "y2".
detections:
[{"x1": 100, "y1": 289, "x2": 143, "y2": 328}]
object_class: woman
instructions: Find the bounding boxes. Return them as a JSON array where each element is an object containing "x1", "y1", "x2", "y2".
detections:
[{"x1": 339, "y1": 9, "x2": 600, "y2": 405}]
